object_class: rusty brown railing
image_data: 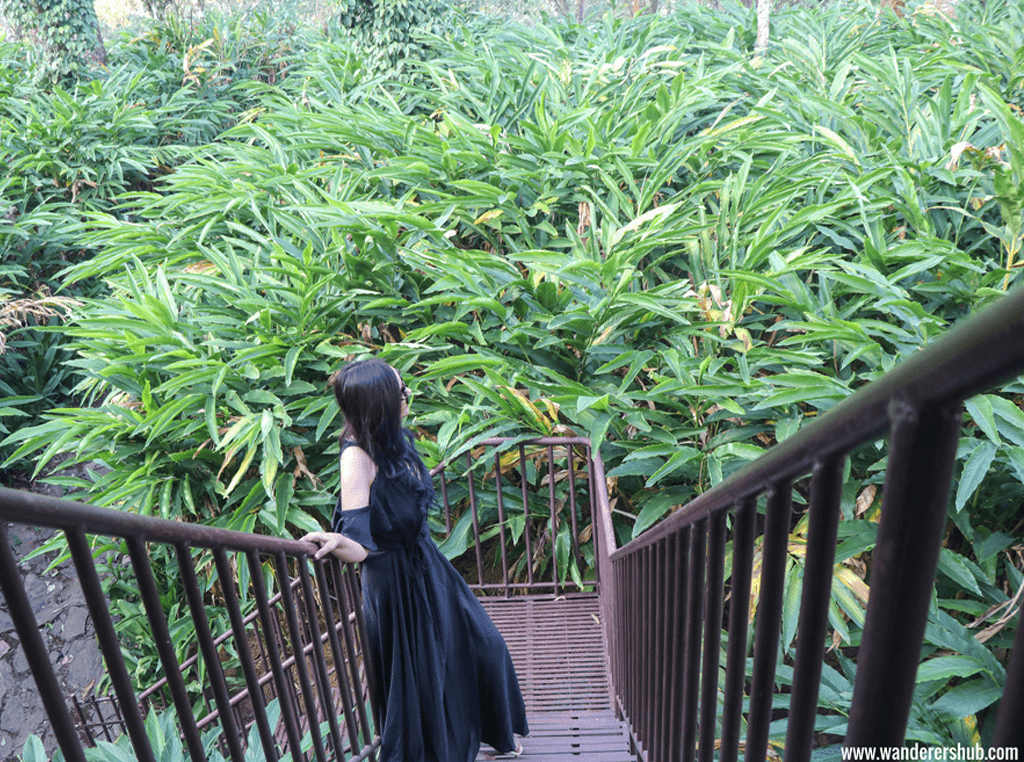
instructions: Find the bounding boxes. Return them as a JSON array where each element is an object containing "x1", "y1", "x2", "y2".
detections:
[
  {"x1": 0, "y1": 435, "x2": 609, "y2": 757},
  {"x1": 0, "y1": 489, "x2": 381, "y2": 762},
  {"x1": 595, "y1": 286, "x2": 1024, "y2": 761},
  {"x1": 7, "y1": 288, "x2": 1024, "y2": 761},
  {"x1": 430, "y1": 436, "x2": 601, "y2": 596}
]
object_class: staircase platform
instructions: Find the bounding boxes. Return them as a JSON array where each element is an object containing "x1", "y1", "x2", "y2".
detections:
[{"x1": 476, "y1": 595, "x2": 635, "y2": 761}]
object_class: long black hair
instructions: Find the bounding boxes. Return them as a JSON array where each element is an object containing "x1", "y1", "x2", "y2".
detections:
[{"x1": 332, "y1": 358, "x2": 432, "y2": 494}]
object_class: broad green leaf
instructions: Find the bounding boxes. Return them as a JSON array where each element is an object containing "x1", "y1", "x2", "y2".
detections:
[
  {"x1": 930, "y1": 678, "x2": 1003, "y2": 720},
  {"x1": 987, "y1": 396, "x2": 1024, "y2": 447},
  {"x1": 645, "y1": 447, "x2": 701, "y2": 487},
  {"x1": 937, "y1": 548, "x2": 983, "y2": 597},
  {"x1": 964, "y1": 396, "x2": 1000, "y2": 445},
  {"x1": 915, "y1": 655, "x2": 985, "y2": 684},
  {"x1": 954, "y1": 441, "x2": 996, "y2": 513},
  {"x1": 973, "y1": 531, "x2": 1015, "y2": 563}
]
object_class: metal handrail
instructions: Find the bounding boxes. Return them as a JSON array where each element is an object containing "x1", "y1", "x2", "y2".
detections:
[
  {"x1": 0, "y1": 487, "x2": 381, "y2": 762},
  {"x1": 617, "y1": 286, "x2": 1024, "y2": 558},
  {"x1": 0, "y1": 433, "x2": 611, "y2": 758},
  {"x1": 596, "y1": 285, "x2": 1024, "y2": 760},
  {"x1": 430, "y1": 436, "x2": 601, "y2": 595},
  {"x1": 6, "y1": 284, "x2": 1024, "y2": 760}
]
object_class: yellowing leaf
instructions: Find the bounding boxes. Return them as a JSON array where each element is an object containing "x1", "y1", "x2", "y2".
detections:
[
  {"x1": 834, "y1": 566, "x2": 870, "y2": 604},
  {"x1": 473, "y1": 209, "x2": 504, "y2": 225}
]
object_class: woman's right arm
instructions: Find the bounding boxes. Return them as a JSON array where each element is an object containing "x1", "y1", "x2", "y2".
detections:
[{"x1": 301, "y1": 445, "x2": 376, "y2": 563}]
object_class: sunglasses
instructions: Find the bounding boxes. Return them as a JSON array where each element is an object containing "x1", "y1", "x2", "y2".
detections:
[{"x1": 400, "y1": 381, "x2": 411, "y2": 401}]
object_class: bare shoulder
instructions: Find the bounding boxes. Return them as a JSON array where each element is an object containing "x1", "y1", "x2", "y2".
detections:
[
  {"x1": 341, "y1": 443, "x2": 376, "y2": 472},
  {"x1": 340, "y1": 444, "x2": 377, "y2": 510}
]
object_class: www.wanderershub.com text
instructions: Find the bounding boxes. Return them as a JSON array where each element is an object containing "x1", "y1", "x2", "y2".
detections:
[{"x1": 842, "y1": 746, "x2": 1019, "y2": 761}]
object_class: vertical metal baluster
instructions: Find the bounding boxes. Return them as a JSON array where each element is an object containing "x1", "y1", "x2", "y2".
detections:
[
  {"x1": 993, "y1": 593, "x2": 1024, "y2": 748},
  {"x1": 661, "y1": 531, "x2": 679, "y2": 762},
  {"x1": 656, "y1": 533, "x2": 671, "y2": 762},
  {"x1": 342, "y1": 562, "x2": 380, "y2": 755},
  {"x1": 721, "y1": 498, "x2": 756, "y2": 762},
  {"x1": 0, "y1": 525, "x2": 88, "y2": 762},
  {"x1": 314, "y1": 558, "x2": 362, "y2": 755},
  {"x1": 331, "y1": 560, "x2": 374, "y2": 753},
  {"x1": 588, "y1": 447, "x2": 601, "y2": 589},
  {"x1": 628, "y1": 554, "x2": 637, "y2": 724},
  {"x1": 623, "y1": 556, "x2": 633, "y2": 728},
  {"x1": 176, "y1": 542, "x2": 246, "y2": 761},
  {"x1": 247, "y1": 550, "x2": 306, "y2": 760},
  {"x1": 618, "y1": 559, "x2": 627, "y2": 718},
  {"x1": 520, "y1": 444, "x2": 534, "y2": 588},
  {"x1": 566, "y1": 444, "x2": 582, "y2": 584},
  {"x1": 699, "y1": 512, "x2": 727, "y2": 762},
  {"x1": 467, "y1": 452, "x2": 485, "y2": 588},
  {"x1": 254, "y1": 613, "x2": 273, "y2": 711},
  {"x1": 95, "y1": 696, "x2": 113, "y2": 742},
  {"x1": 638, "y1": 544, "x2": 647, "y2": 745},
  {"x1": 682, "y1": 520, "x2": 707, "y2": 762},
  {"x1": 786, "y1": 457, "x2": 844, "y2": 762},
  {"x1": 345, "y1": 563, "x2": 377, "y2": 742},
  {"x1": 633, "y1": 552, "x2": 642, "y2": 745},
  {"x1": 609, "y1": 557, "x2": 619, "y2": 713},
  {"x1": 652, "y1": 538, "x2": 666, "y2": 762},
  {"x1": 275, "y1": 553, "x2": 327, "y2": 762},
  {"x1": 299, "y1": 559, "x2": 345, "y2": 760},
  {"x1": 110, "y1": 696, "x2": 127, "y2": 737},
  {"x1": 746, "y1": 482, "x2": 793, "y2": 762},
  {"x1": 847, "y1": 401, "x2": 962, "y2": 745},
  {"x1": 644, "y1": 544, "x2": 655, "y2": 755},
  {"x1": 494, "y1": 452, "x2": 510, "y2": 596},
  {"x1": 65, "y1": 529, "x2": 156, "y2": 762},
  {"x1": 548, "y1": 444, "x2": 558, "y2": 592},
  {"x1": 279, "y1": 582, "x2": 304, "y2": 743},
  {"x1": 668, "y1": 527, "x2": 689, "y2": 762},
  {"x1": 127, "y1": 537, "x2": 205, "y2": 761},
  {"x1": 441, "y1": 466, "x2": 452, "y2": 534},
  {"x1": 212, "y1": 548, "x2": 278, "y2": 761}
]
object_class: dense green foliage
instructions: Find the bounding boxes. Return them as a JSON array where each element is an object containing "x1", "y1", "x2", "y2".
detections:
[
  {"x1": 333, "y1": 0, "x2": 450, "y2": 74},
  {"x1": 0, "y1": 0, "x2": 105, "y2": 80},
  {"x1": 3, "y1": 0, "x2": 1024, "y2": 748},
  {"x1": 0, "y1": 9, "x2": 310, "y2": 477}
]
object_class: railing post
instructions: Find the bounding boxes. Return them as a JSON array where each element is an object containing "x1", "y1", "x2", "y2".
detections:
[
  {"x1": 65, "y1": 528, "x2": 157, "y2": 762},
  {"x1": 681, "y1": 520, "x2": 707, "y2": 762},
  {"x1": 0, "y1": 525, "x2": 87, "y2": 762},
  {"x1": 846, "y1": 399, "x2": 962, "y2": 746},
  {"x1": 276, "y1": 552, "x2": 329, "y2": 762},
  {"x1": 993, "y1": 594, "x2": 1024, "y2": 748},
  {"x1": 699, "y1": 511, "x2": 727, "y2": 762},
  {"x1": 720, "y1": 498, "x2": 755, "y2": 762},
  {"x1": 785, "y1": 456, "x2": 844, "y2": 762},
  {"x1": 746, "y1": 481, "x2": 792, "y2": 762},
  {"x1": 127, "y1": 537, "x2": 206, "y2": 761},
  {"x1": 669, "y1": 526, "x2": 691, "y2": 762},
  {"x1": 246, "y1": 549, "x2": 306, "y2": 760}
]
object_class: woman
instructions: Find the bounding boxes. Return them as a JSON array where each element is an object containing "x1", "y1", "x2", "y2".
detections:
[{"x1": 302, "y1": 358, "x2": 528, "y2": 761}]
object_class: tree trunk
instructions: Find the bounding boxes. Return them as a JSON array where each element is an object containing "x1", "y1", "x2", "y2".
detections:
[{"x1": 755, "y1": 0, "x2": 770, "y2": 54}]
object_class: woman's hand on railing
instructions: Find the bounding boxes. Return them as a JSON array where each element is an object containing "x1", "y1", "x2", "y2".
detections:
[{"x1": 300, "y1": 531, "x2": 370, "y2": 563}]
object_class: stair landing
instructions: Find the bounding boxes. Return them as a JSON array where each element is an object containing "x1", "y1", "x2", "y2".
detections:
[{"x1": 476, "y1": 595, "x2": 635, "y2": 761}]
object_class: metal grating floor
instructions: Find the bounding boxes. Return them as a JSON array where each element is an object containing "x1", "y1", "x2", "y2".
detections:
[{"x1": 476, "y1": 595, "x2": 636, "y2": 761}]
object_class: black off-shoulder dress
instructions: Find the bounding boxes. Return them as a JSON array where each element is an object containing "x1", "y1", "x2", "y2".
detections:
[{"x1": 333, "y1": 440, "x2": 528, "y2": 762}]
